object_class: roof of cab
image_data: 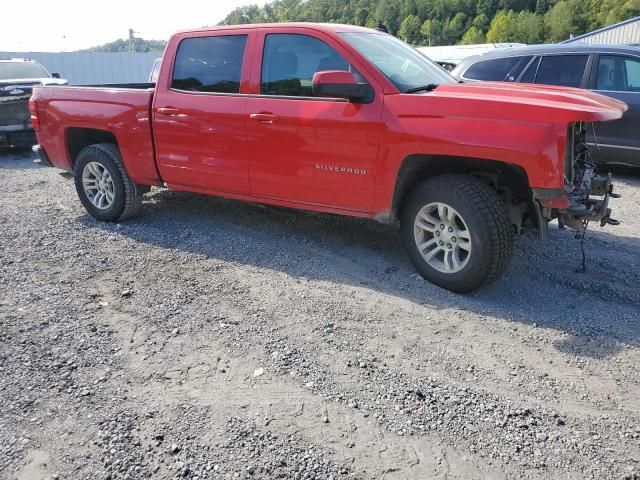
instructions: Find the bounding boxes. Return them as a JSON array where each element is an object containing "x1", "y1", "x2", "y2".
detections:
[{"x1": 174, "y1": 22, "x2": 380, "y2": 37}]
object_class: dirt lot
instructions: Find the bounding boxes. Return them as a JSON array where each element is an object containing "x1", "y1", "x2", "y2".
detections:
[{"x1": 1, "y1": 150, "x2": 639, "y2": 480}]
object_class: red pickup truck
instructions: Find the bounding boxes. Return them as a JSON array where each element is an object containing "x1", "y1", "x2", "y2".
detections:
[{"x1": 30, "y1": 23, "x2": 625, "y2": 292}]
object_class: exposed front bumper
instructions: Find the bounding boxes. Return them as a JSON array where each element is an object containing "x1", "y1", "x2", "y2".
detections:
[
  {"x1": 33, "y1": 144, "x2": 53, "y2": 167},
  {"x1": 534, "y1": 168, "x2": 619, "y2": 233},
  {"x1": 564, "y1": 171, "x2": 619, "y2": 227}
]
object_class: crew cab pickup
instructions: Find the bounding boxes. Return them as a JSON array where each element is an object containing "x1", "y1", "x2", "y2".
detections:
[{"x1": 30, "y1": 23, "x2": 625, "y2": 292}]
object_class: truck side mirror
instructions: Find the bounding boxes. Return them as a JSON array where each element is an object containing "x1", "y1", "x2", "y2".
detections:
[{"x1": 312, "y1": 71, "x2": 372, "y2": 102}]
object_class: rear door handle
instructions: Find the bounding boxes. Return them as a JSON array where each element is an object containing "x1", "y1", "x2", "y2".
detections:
[
  {"x1": 249, "y1": 113, "x2": 278, "y2": 124},
  {"x1": 156, "y1": 107, "x2": 180, "y2": 116}
]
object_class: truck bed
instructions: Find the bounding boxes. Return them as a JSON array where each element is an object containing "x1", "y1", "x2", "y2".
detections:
[{"x1": 30, "y1": 84, "x2": 159, "y2": 185}]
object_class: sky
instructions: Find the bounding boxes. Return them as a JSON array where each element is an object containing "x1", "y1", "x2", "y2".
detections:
[{"x1": 1, "y1": 0, "x2": 269, "y2": 52}]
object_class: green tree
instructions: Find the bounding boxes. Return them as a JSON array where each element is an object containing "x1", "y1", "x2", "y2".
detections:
[
  {"x1": 400, "y1": 0, "x2": 418, "y2": 18},
  {"x1": 460, "y1": 26, "x2": 487, "y2": 43},
  {"x1": 365, "y1": 16, "x2": 379, "y2": 28},
  {"x1": 598, "y1": 0, "x2": 640, "y2": 24},
  {"x1": 399, "y1": 15, "x2": 423, "y2": 43},
  {"x1": 354, "y1": 7, "x2": 370, "y2": 25},
  {"x1": 472, "y1": 13, "x2": 491, "y2": 30},
  {"x1": 431, "y1": 0, "x2": 455, "y2": 18},
  {"x1": 84, "y1": 38, "x2": 166, "y2": 52},
  {"x1": 535, "y1": 0, "x2": 550, "y2": 15},
  {"x1": 375, "y1": 0, "x2": 402, "y2": 34},
  {"x1": 544, "y1": 0, "x2": 590, "y2": 42},
  {"x1": 476, "y1": 0, "x2": 499, "y2": 17},
  {"x1": 445, "y1": 12, "x2": 471, "y2": 43},
  {"x1": 421, "y1": 18, "x2": 445, "y2": 45},
  {"x1": 500, "y1": 0, "x2": 535, "y2": 11},
  {"x1": 459, "y1": 0, "x2": 480, "y2": 17},
  {"x1": 486, "y1": 10, "x2": 518, "y2": 41},
  {"x1": 415, "y1": 0, "x2": 435, "y2": 18},
  {"x1": 622, "y1": 0, "x2": 640, "y2": 18},
  {"x1": 219, "y1": 0, "x2": 634, "y2": 47},
  {"x1": 515, "y1": 11, "x2": 544, "y2": 43},
  {"x1": 262, "y1": 4, "x2": 277, "y2": 22}
]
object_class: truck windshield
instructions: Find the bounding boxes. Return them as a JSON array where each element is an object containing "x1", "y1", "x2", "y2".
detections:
[
  {"x1": 0, "y1": 62, "x2": 49, "y2": 80},
  {"x1": 340, "y1": 33, "x2": 456, "y2": 92}
]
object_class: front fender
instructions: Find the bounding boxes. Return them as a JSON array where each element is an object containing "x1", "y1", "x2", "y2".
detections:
[{"x1": 373, "y1": 99, "x2": 568, "y2": 216}]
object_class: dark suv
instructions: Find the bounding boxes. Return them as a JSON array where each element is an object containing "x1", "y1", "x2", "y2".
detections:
[{"x1": 452, "y1": 45, "x2": 640, "y2": 167}]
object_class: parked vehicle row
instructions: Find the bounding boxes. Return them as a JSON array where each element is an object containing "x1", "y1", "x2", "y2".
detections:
[
  {"x1": 452, "y1": 44, "x2": 640, "y2": 167},
  {"x1": 0, "y1": 58, "x2": 66, "y2": 148}
]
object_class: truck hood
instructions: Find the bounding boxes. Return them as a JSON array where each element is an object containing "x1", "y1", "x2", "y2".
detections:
[{"x1": 415, "y1": 82, "x2": 628, "y2": 124}]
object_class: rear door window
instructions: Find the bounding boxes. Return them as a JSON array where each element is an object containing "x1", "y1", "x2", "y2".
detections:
[
  {"x1": 596, "y1": 55, "x2": 640, "y2": 92},
  {"x1": 534, "y1": 55, "x2": 588, "y2": 88},
  {"x1": 172, "y1": 35, "x2": 248, "y2": 93},
  {"x1": 463, "y1": 56, "x2": 532, "y2": 82}
]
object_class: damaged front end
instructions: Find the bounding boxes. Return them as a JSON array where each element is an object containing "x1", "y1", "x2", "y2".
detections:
[{"x1": 534, "y1": 122, "x2": 620, "y2": 236}]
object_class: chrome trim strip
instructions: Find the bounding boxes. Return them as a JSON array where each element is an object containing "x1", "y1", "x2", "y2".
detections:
[
  {"x1": 587, "y1": 143, "x2": 640, "y2": 151},
  {"x1": 592, "y1": 89, "x2": 640, "y2": 94},
  {"x1": 36, "y1": 84, "x2": 154, "y2": 90},
  {"x1": 169, "y1": 88, "x2": 350, "y2": 102}
]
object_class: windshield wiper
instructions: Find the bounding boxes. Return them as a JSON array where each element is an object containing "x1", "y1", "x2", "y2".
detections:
[{"x1": 405, "y1": 84, "x2": 439, "y2": 93}]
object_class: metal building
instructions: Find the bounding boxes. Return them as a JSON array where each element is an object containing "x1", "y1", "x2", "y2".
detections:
[
  {"x1": 561, "y1": 16, "x2": 640, "y2": 45},
  {"x1": 0, "y1": 51, "x2": 160, "y2": 85}
]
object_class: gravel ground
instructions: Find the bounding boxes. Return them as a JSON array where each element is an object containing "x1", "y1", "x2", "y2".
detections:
[{"x1": 1, "y1": 149, "x2": 639, "y2": 480}]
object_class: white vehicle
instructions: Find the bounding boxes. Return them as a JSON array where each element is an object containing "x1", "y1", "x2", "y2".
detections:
[{"x1": 416, "y1": 43, "x2": 526, "y2": 71}]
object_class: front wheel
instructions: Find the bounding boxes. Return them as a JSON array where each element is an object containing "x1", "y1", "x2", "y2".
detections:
[{"x1": 401, "y1": 175, "x2": 515, "y2": 293}]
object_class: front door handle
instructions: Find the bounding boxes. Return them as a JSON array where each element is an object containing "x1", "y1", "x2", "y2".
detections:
[
  {"x1": 249, "y1": 113, "x2": 279, "y2": 124},
  {"x1": 156, "y1": 107, "x2": 180, "y2": 116}
]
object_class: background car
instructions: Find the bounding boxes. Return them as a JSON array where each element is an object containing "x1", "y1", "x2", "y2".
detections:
[
  {"x1": 0, "y1": 58, "x2": 67, "y2": 148},
  {"x1": 452, "y1": 44, "x2": 640, "y2": 168},
  {"x1": 417, "y1": 43, "x2": 526, "y2": 72}
]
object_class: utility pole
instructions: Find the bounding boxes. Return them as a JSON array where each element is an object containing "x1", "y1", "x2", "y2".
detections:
[{"x1": 128, "y1": 29, "x2": 135, "y2": 53}]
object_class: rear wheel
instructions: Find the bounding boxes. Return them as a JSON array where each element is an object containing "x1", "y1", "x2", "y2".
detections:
[
  {"x1": 401, "y1": 174, "x2": 515, "y2": 293},
  {"x1": 74, "y1": 143, "x2": 143, "y2": 221}
]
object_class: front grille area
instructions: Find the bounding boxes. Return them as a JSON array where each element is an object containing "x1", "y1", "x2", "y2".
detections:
[
  {"x1": 565, "y1": 122, "x2": 590, "y2": 189},
  {"x1": 0, "y1": 93, "x2": 31, "y2": 127}
]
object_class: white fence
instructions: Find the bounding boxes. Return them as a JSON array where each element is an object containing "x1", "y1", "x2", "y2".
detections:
[{"x1": 0, "y1": 51, "x2": 160, "y2": 85}]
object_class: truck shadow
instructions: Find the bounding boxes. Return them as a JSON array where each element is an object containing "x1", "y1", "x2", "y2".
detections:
[{"x1": 79, "y1": 187, "x2": 640, "y2": 359}]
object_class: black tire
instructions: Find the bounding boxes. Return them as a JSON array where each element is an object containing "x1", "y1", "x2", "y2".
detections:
[
  {"x1": 73, "y1": 143, "x2": 143, "y2": 222},
  {"x1": 401, "y1": 174, "x2": 514, "y2": 293}
]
